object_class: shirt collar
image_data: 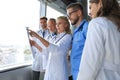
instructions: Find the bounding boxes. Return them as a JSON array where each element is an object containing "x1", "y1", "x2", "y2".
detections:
[
  {"x1": 74, "y1": 19, "x2": 86, "y2": 33},
  {"x1": 50, "y1": 31, "x2": 57, "y2": 36},
  {"x1": 57, "y1": 31, "x2": 66, "y2": 38}
]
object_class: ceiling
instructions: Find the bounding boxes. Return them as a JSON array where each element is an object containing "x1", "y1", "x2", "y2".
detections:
[
  {"x1": 46, "y1": 0, "x2": 87, "y2": 14},
  {"x1": 46, "y1": 0, "x2": 120, "y2": 15}
]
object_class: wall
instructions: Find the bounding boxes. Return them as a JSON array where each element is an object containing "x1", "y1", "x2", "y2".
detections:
[{"x1": 0, "y1": 66, "x2": 32, "y2": 80}]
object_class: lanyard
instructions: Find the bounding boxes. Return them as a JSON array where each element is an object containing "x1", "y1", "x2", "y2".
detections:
[
  {"x1": 47, "y1": 32, "x2": 57, "y2": 40},
  {"x1": 54, "y1": 33, "x2": 66, "y2": 44}
]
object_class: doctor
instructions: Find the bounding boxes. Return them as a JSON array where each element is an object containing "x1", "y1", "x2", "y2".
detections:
[
  {"x1": 46, "y1": 18, "x2": 57, "y2": 41},
  {"x1": 77, "y1": 0, "x2": 120, "y2": 80},
  {"x1": 29, "y1": 16, "x2": 72, "y2": 80},
  {"x1": 42, "y1": 18, "x2": 57, "y2": 71},
  {"x1": 66, "y1": 3, "x2": 89, "y2": 80},
  {"x1": 31, "y1": 16, "x2": 49, "y2": 80}
]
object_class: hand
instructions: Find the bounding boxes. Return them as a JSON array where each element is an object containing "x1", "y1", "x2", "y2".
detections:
[
  {"x1": 29, "y1": 39, "x2": 42, "y2": 52},
  {"x1": 28, "y1": 29, "x2": 39, "y2": 38},
  {"x1": 29, "y1": 39, "x2": 36, "y2": 46},
  {"x1": 66, "y1": 54, "x2": 70, "y2": 62}
]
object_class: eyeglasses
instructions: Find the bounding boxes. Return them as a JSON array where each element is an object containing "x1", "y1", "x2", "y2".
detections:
[{"x1": 67, "y1": 9, "x2": 79, "y2": 18}]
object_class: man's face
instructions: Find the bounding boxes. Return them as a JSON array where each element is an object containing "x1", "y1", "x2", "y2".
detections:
[
  {"x1": 67, "y1": 8, "x2": 80, "y2": 25},
  {"x1": 40, "y1": 19, "x2": 47, "y2": 29},
  {"x1": 47, "y1": 20, "x2": 56, "y2": 32}
]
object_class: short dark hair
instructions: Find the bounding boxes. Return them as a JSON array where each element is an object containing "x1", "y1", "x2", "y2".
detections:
[
  {"x1": 66, "y1": 2, "x2": 83, "y2": 14},
  {"x1": 40, "y1": 16, "x2": 48, "y2": 20},
  {"x1": 49, "y1": 18, "x2": 56, "y2": 23}
]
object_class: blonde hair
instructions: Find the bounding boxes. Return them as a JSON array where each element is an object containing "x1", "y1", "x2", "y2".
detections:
[{"x1": 57, "y1": 16, "x2": 71, "y2": 34}]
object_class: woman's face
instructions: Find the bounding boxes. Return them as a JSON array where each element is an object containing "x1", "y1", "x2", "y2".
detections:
[
  {"x1": 56, "y1": 19, "x2": 67, "y2": 33},
  {"x1": 89, "y1": 1, "x2": 102, "y2": 18}
]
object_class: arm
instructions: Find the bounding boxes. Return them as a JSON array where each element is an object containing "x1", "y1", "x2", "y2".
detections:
[
  {"x1": 29, "y1": 29, "x2": 49, "y2": 47},
  {"x1": 83, "y1": 21, "x2": 89, "y2": 39},
  {"x1": 29, "y1": 29, "x2": 72, "y2": 55},
  {"x1": 29, "y1": 39, "x2": 42, "y2": 52},
  {"x1": 77, "y1": 19, "x2": 105, "y2": 80},
  {"x1": 47, "y1": 34, "x2": 72, "y2": 55}
]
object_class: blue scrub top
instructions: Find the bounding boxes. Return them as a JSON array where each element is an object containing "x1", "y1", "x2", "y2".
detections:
[{"x1": 71, "y1": 19, "x2": 88, "y2": 80}]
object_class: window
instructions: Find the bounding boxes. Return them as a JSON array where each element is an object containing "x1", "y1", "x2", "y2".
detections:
[
  {"x1": 46, "y1": 6, "x2": 64, "y2": 19},
  {"x1": 0, "y1": 0, "x2": 40, "y2": 71}
]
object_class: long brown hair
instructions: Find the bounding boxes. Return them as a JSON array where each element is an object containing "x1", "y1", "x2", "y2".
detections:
[
  {"x1": 90, "y1": 0, "x2": 120, "y2": 31},
  {"x1": 57, "y1": 16, "x2": 71, "y2": 34}
]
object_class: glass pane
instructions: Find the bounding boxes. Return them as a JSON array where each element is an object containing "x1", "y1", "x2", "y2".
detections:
[
  {"x1": 0, "y1": 0, "x2": 40, "y2": 70},
  {"x1": 46, "y1": 6, "x2": 64, "y2": 19}
]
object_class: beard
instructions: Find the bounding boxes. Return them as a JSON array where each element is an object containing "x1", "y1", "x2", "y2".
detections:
[{"x1": 71, "y1": 17, "x2": 79, "y2": 25}]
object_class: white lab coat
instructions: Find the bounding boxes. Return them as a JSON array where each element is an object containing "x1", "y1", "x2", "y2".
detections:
[
  {"x1": 77, "y1": 17, "x2": 120, "y2": 80},
  {"x1": 42, "y1": 32, "x2": 57, "y2": 70},
  {"x1": 43, "y1": 32, "x2": 72, "y2": 80},
  {"x1": 32, "y1": 29, "x2": 49, "y2": 72}
]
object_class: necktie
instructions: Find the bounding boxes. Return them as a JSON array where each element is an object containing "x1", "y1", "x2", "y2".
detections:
[{"x1": 42, "y1": 31, "x2": 45, "y2": 38}]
